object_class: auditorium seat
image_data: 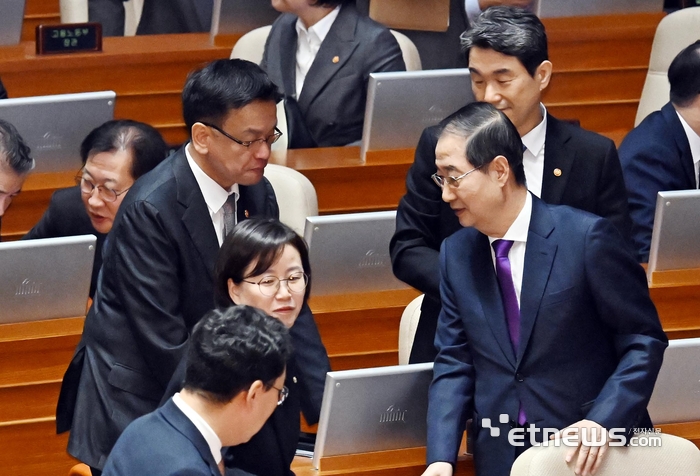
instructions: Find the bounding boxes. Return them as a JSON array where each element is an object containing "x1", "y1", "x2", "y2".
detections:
[
  {"x1": 60, "y1": 0, "x2": 143, "y2": 35},
  {"x1": 68, "y1": 463, "x2": 90, "y2": 476},
  {"x1": 634, "y1": 6, "x2": 700, "y2": 125},
  {"x1": 263, "y1": 164, "x2": 318, "y2": 236},
  {"x1": 398, "y1": 294, "x2": 424, "y2": 365},
  {"x1": 510, "y1": 432, "x2": 700, "y2": 476}
]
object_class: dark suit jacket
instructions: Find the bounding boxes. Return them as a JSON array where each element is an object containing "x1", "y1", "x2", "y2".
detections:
[
  {"x1": 23, "y1": 186, "x2": 106, "y2": 298},
  {"x1": 427, "y1": 197, "x2": 667, "y2": 476},
  {"x1": 0, "y1": 77, "x2": 7, "y2": 99},
  {"x1": 89, "y1": 0, "x2": 212, "y2": 36},
  {"x1": 163, "y1": 304, "x2": 330, "y2": 476},
  {"x1": 102, "y1": 398, "x2": 222, "y2": 476},
  {"x1": 390, "y1": 114, "x2": 632, "y2": 363},
  {"x1": 619, "y1": 102, "x2": 696, "y2": 263},
  {"x1": 261, "y1": 3, "x2": 405, "y2": 147},
  {"x1": 56, "y1": 147, "x2": 279, "y2": 470}
]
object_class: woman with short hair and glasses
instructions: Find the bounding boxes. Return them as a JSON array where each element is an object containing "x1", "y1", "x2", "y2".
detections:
[
  {"x1": 23, "y1": 119, "x2": 168, "y2": 297},
  {"x1": 163, "y1": 217, "x2": 330, "y2": 476}
]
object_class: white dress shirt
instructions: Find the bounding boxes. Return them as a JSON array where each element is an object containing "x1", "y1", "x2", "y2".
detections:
[
  {"x1": 488, "y1": 192, "x2": 533, "y2": 307},
  {"x1": 521, "y1": 104, "x2": 548, "y2": 198},
  {"x1": 185, "y1": 143, "x2": 239, "y2": 246},
  {"x1": 676, "y1": 110, "x2": 700, "y2": 188},
  {"x1": 295, "y1": 7, "x2": 341, "y2": 98},
  {"x1": 172, "y1": 392, "x2": 223, "y2": 466}
]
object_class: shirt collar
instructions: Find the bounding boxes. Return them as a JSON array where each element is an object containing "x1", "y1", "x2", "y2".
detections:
[
  {"x1": 489, "y1": 192, "x2": 533, "y2": 245},
  {"x1": 172, "y1": 392, "x2": 223, "y2": 465},
  {"x1": 676, "y1": 109, "x2": 700, "y2": 169},
  {"x1": 521, "y1": 104, "x2": 547, "y2": 156},
  {"x1": 295, "y1": 6, "x2": 340, "y2": 44},
  {"x1": 185, "y1": 143, "x2": 239, "y2": 213}
]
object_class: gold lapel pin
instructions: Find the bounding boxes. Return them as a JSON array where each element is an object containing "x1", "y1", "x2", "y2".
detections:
[
  {"x1": 244, "y1": 210, "x2": 250, "y2": 218},
  {"x1": 293, "y1": 376, "x2": 298, "y2": 384},
  {"x1": 332, "y1": 56, "x2": 340, "y2": 64},
  {"x1": 553, "y1": 168, "x2": 562, "y2": 177}
]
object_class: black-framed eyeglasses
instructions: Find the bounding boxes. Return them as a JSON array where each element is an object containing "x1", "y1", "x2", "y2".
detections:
[
  {"x1": 271, "y1": 384, "x2": 289, "y2": 406},
  {"x1": 431, "y1": 165, "x2": 484, "y2": 189},
  {"x1": 75, "y1": 175, "x2": 131, "y2": 203},
  {"x1": 242, "y1": 272, "x2": 308, "y2": 297},
  {"x1": 200, "y1": 121, "x2": 283, "y2": 148}
]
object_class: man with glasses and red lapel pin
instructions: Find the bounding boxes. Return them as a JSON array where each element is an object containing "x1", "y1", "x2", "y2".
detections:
[
  {"x1": 56, "y1": 59, "x2": 318, "y2": 476},
  {"x1": 422, "y1": 102, "x2": 666, "y2": 476},
  {"x1": 23, "y1": 120, "x2": 168, "y2": 298}
]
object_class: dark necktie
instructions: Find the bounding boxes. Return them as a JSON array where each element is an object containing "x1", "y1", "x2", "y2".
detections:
[
  {"x1": 222, "y1": 193, "x2": 237, "y2": 237},
  {"x1": 492, "y1": 239, "x2": 527, "y2": 425}
]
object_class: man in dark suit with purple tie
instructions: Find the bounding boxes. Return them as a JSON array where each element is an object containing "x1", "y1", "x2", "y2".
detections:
[{"x1": 422, "y1": 102, "x2": 666, "y2": 476}]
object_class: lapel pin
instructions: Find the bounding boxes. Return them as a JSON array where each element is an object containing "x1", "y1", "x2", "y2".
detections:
[
  {"x1": 332, "y1": 56, "x2": 340, "y2": 64},
  {"x1": 244, "y1": 209, "x2": 250, "y2": 218},
  {"x1": 293, "y1": 376, "x2": 298, "y2": 383},
  {"x1": 553, "y1": 168, "x2": 562, "y2": 177}
]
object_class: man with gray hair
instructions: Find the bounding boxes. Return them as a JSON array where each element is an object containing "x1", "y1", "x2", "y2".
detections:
[{"x1": 0, "y1": 119, "x2": 33, "y2": 238}]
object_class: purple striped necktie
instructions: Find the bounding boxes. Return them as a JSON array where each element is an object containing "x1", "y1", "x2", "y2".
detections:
[{"x1": 492, "y1": 239, "x2": 527, "y2": 425}]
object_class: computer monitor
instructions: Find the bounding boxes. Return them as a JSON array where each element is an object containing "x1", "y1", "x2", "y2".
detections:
[
  {"x1": 0, "y1": 0, "x2": 24, "y2": 46},
  {"x1": 360, "y1": 69, "x2": 474, "y2": 161},
  {"x1": 0, "y1": 235, "x2": 96, "y2": 324},
  {"x1": 533, "y1": 0, "x2": 663, "y2": 17},
  {"x1": 647, "y1": 337, "x2": 700, "y2": 424},
  {"x1": 0, "y1": 91, "x2": 116, "y2": 174},
  {"x1": 647, "y1": 190, "x2": 700, "y2": 279},
  {"x1": 312, "y1": 362, "x2": 434, "y2": 469},
  {"x1": 303, "y1": 211, "x2": 409, "y2": 296}
]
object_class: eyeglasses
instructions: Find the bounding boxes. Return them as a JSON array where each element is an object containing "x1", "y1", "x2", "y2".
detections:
[
  {"x1": 75, "y1": 175, "x2": 131, "y2": 203},
  {"x1": 271, "y1": 384, "x2": 289, "y2": 406},
  {"x1": 243, "y1": 272, "x2": 308, "y2": 297},
  {"x1": 200, "y1": 121, "x2": 283, "y2": 148},
  {"x1": 431, "y1": 165, "x2": 484, "y2": 189}
]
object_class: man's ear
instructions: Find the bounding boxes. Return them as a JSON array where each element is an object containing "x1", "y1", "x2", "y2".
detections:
[
  {"x1": 490, "y1": 155, "x2": 511, "y2": 186},
  {"x1": 535, "y1": 60, "x2": 553, "y2": 92},
  {"x1": 191, "y1": 122, "x2": 211, "y2": 155},
  {"x1": 245, "y1": 380, "x2": 265, "y2": 404}
]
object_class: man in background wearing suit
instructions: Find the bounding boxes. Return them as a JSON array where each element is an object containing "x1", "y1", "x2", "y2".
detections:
[
  {"x1": 103, "y1": 305, "x2": 291, "y2": 476},
  {"x1": 0, "y1": 119, "x2": 33, "y2": 239},
  {"x1": 56, "y1": 59, "x2": 283, "y2": 475},
  {"x1": 391, "y1": 6, "x2": 632, "y2": 363},
  {"x1": 261, "y1": 0, "x2": 405, "y2": 148},
  {"x1": 619, "y1": 40, "x2": 700, "y2": 262},
  {"x1": 423, "y1": 102, "x2": 666, "y2": 476}
]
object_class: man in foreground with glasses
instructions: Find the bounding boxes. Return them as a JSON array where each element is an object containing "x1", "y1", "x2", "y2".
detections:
[
  {"x1": 102, "y1": 305, "x2": 292, "y2": 476},
  {"x1": 391, "y1": 6, "x2": 632, "y2": 364},
  {"x1": 57, "y1": 59, "x2": 290, "y2": 475},
  {"x1": 423, "y1": 102, "x2": 666, "y2": 476},
  {"x1": 0, "y1": 119, "x2": 33, "y2": 239},
  {"x1": 24, "y1": 119, "x2": 167, "y2": 297}
]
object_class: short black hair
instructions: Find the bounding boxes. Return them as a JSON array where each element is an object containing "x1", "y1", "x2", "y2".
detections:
[
  {"x1": 461, "y1": 6, "x2": 548, "y2": 77},
  {"x1": 0, "y1": 119, "x2": 33, "y2": 174},
  {"x1": 80, "y1": 120, "x2": 168, "y2": 180},
  {"x1": 439, "y1": 101, "x2": 526, "y2": 186},
  {"x1": 311, "y1": 0, "x2": 354, "y2": 7},
  {"x1": 669, "y1": 40, "x2": 700, "y2": 108},
  {"x1": 182, "y1": 59, "x2": 282, "y2": 131},
  {"x1": 215, "y1": 218, "x2": 312, "y2": 306},
  {"x1": 184, "y1": 305, "x2": 291, "y2": 404}
]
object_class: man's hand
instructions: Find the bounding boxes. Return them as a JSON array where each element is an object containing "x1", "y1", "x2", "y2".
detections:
[
  {"x1": 421, "y1": 462, "x2": 453, "y2": 476},
  {"x1": 550, "y1": 419, "x2": 608, "y2": 476},
  {"x1": 478, "y1": 0, "x2": 533, "y2": 9}
]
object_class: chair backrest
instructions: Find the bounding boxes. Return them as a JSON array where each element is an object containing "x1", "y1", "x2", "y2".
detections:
[
  {"x1": 390, "y1": 30, "x2": 422, "y2": 71},
  {"x1": 263, "y1": 164, "x2": 318, "y2": 236},
  {"x1": 635, "y1": 7, "x2": 700, "y2": 126},
  {"x1": 59, "y1": 0, "x2": 87, "y2": 23},
  {"x1": 68, "y1": 463, "x2": 91, "y2": 476},
  {"x1": 398, "y1": 294, "x2": 424, "y2": 365},
  {"x1": 230, "y1": 25, "x2": 272, "y2": 64},
  {"x1": 510, "y1": 433, "x2": 700, "y2": 476}
]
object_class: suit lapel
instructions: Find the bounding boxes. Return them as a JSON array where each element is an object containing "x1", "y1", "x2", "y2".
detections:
[
  {"x1": 541, "y1": 115, "x2": 575, "y2": 205},
  {"x1": 278, "y1": 17, "x2": 298, "y2": 96},
  {"x1": 297, "y1": 5, "x2": 360, "y2": 112},
  {"x1": 471, "y1": 233, "x2": 517, "y2": 366},
  {"x1": 518, "y1": 197, "x2": 556, "y2": 363},
  {"x1": 662, "y1": 102, "x2": 696, "y2": 186},
  {"x1": 173, "y1": 148, "x2": 219, "y2": 280},
  {"x1": 162, "y1": 399, "x2": 221, "y2": 476}
]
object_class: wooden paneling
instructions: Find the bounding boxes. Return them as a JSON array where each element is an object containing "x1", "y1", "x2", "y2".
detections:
[{"x1": 23, "y1": 0, "x2": 61, "y2": 41}]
